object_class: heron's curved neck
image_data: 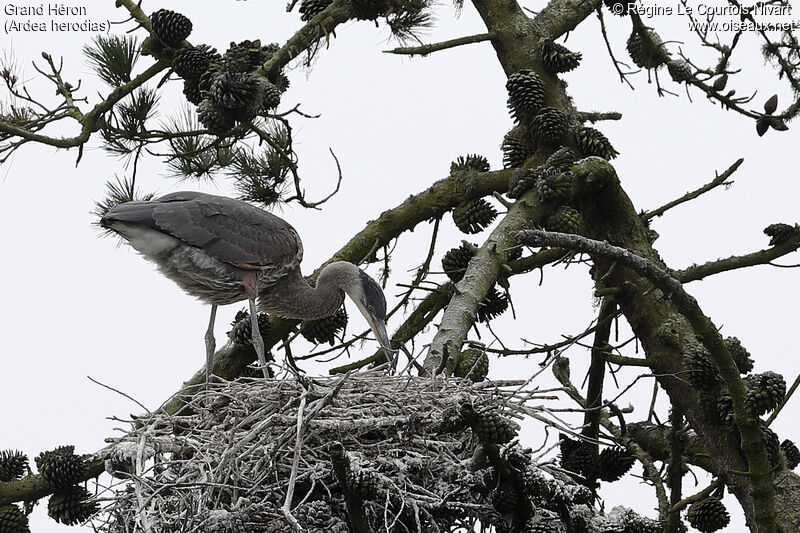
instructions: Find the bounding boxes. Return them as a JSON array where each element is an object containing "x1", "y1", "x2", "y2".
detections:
[{"x1": 257, "y1": 267, "x2": 345, "y2": 320}]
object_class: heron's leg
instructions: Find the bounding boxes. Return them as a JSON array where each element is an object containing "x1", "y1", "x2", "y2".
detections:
[
  {"x1": 205, "y1": 304, "x2": 218, "y2": 386},
  {"x1": 248, "y1": 297, "x2": 269, "y2": 379}
]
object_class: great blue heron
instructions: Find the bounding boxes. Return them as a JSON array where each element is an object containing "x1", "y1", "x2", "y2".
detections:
[{"x1": 100, "y1": 191, "x2": 393, "y2": 381}]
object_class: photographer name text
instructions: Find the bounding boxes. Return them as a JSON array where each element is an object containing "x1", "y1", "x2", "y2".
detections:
[{"x1": 621, "y1": 2, "x2": 792, "y2": 18}]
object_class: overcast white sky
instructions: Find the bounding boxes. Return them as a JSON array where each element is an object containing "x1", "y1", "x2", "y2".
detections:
[{"x1": 1, "y1": 1, "x2": 798, "y2": 531}]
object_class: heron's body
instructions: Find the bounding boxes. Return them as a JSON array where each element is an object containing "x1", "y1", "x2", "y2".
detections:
[
  {"x1": 103, "y1": 191, "x2": 303, "y2": 306},
  {"x1": 100, "y1": 191, "x2": 392, "y2": 380}
]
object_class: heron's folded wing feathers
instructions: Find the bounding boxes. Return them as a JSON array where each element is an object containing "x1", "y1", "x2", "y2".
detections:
[{"x1": 152, "y1": 194, "x2": 302, "y2": 268}]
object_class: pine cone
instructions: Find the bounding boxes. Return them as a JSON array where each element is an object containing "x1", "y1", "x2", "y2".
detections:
[
  {"x1": 452, "y1": 198, "x2": 498, "y2": 234},
  {"x1": 530, "y1": 107, "x2": 569, "y2": 145},
  {"x1": 182, "y1": 80, "x2": 203, "y2": 105},
  {"x1": 545, "y1": 146, "x2": 580, "y2": 171},
  {"x1": 745, "y1": 371, "x2": 785, "y2": 415},
  {"x1": 442, "y1": 242, "x2": 478, "y2": 282},
  {"x1": 525, "y1": 515, "x2": 560, "y2": 533},
  {"x1": 228, "y1": 310, "x2": 271, "y2": 346},
  {"x1": 575, "y1": 126, "x2": 618, "y2": 160},
  {"x1": 451, "y1": 153, "x2": 491, "y2": 174},
  {"x1": 0, "y1": 504, "x2": 29, "y2": 533},
  {"x1": 508, "y1": 167, "x2": 541, "y2": 199},
  {"x1": 345, "y1": 468, "x2": 380, "y2": 499},
  {"x1": 261, "y1": 82, "x2": 282, "y2": 112},
  {"x1": 222, "y1": 40, "x2": 280, "y2": 74},
  {"x1": 623, "y1": 512, "x2": 663, "y2": 533},
  {"x1": 478, "y1": 287, "x2": 509, "y2": 323},
  {"x1": 197, "y1": 98, "x2": 237, "y2": 135},
  {"x1": 761, "y1": 425, "x2": 781, "y2": 467},
  {"x1": 501, "y1": 127, "x2": 535, "y2": 169},
  {"x1": 295, "y1": 500, "x2": 333, "y2": 528},
  {"x1": 687, "y1": 498, "x2": 730, "y2": 533},
  {"x1": 198, "y1": 65, "x2": 220, "y2": 92},
  {"x1": 626, "y1": 28, "x2": 667, "y2": 69},
  {"x1": 47, "y1": 486, "x2": 99, "y2": 526},
  {"x1": 454, "y1": 348, "x2": 489, "y2": 382},
  {"x1": 535, "y1": 170, "x2": 574, "y2": 203},
  {"x1": 540, "y1": 39, "x2": 582, "y2": 73},
  {"x1": 506, "y1": 70, "x2": 546, "y2": 124},
  {"x1": 35, "y1": 447, "x2": 87, "y2": 489},
  {"x1": 300, "y1": 309, "x2": 348, "y2": 345},
  {"x1": 683, "y1": 348, "x2": 722, "y2": 391},
  {"x1": 764, "y1": 223, "x2": 799, "y2": 246},
  {"x1": 172, "y1": 46, "x2": 211, "y2": 79},
  {"x1": 716, "y1": 389, "x2": 735, "y2": 425},
  {"x1": 209, "y1": 72, "x2": 266, "y2": 118},
  {"x1": 521, "y1": 467, "x2": 549, "y2": 499},
  {"x1": 559, "y1": 435, "x2": 594, "y2": 478},
  {"x1": 150, "y1": 9, "x2": 192, "y2": 47},
  {"x1": 222, "y1": 41, "x2": 253, "y2": 73},
  {"x1": 723, "y1": 336, "x2": 754, "y2": 374},
  {"x1": 546, "y1": 205, "x2": 583, "y2": 234},
  {"x1": 597, "y1": 446, "x2": 635, "y2": 482},
  {"x1": 781, "y1": 439, "x2": 800, "y2": 470},
  {"x1": 471, "y1": 407, "x2": 519, "y2": 444},
  {"x1": 491, "y1": 486, "x2": 520, "y2": 514},
  {"x1": 351, "y1": 0, "x2": 390, "y2": 20},
  {"x1": 299, "y1": 0, "x2": 333, "y2": 20},
  {"x1": 0, "y1": 450, "x2": 28, "y2": 482},
  {"x1": 667, "y1": 59, "x2": 693, "y2": 82}
]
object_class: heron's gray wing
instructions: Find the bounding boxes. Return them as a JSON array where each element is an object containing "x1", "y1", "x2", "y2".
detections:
[{"x1": 151, "y1": 192, "x2": 302, "y2": 268}]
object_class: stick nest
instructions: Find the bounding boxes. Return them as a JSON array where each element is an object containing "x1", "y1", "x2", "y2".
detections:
[{"x1": 95, "y1": 372, "x2": 653, "y2": 532}]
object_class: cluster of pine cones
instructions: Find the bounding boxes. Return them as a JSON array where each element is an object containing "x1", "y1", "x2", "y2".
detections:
[
  {"x1": 0, "y1": 446, "x2": 98, "y2": 532},
  {"x1": 684, "y1": 337, "x2": 800, "y2": 474},
  {"x1": 146, "y1": 9, "x2": 289, "y2": 135},
  {"x1": 498, "y1": 36, "x2": 617, "y2": 244}
]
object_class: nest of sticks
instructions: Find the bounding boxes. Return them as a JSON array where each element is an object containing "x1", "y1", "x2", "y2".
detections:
[{"x1": 96, "y1": 371, "x2": 656, "y2": 532}]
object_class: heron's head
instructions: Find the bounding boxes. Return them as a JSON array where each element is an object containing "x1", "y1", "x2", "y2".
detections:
[{"x1": 330, "y1": 262, "x2": 394, "y2": 361}]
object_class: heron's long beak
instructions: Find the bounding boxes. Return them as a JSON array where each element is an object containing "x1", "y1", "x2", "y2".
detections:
[{"x1": 356, "y1": 302, "x2": 395, "y2": 363}]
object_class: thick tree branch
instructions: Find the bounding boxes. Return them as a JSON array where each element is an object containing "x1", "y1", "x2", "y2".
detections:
[
  {"x1": 423, "y1": 174, "x2": 547, "y2": 373},
  {"x1": 512, "y1": 228, "x2": 777, "y2": 533}
]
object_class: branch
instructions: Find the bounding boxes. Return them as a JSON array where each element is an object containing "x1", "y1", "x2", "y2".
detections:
[
  {"x1": 577, "y1": 110, "x2": 623, "y2": 123},
  {"x1": 423, "y1": 167, "x2": 547, "y2": 373},
  {"x1": 511, "y1": 228, "x2": 777, "y2": 533},
  {"x1": 643, "y1": 158, "x2": 743, "y2": 221},
  {"x1": 666, "y1": 409, "x2": 685, "y2": 533},
  {"x1": 383, "y1": 33, "x2": 494, "y2": 56},
  {"x1": 552, "y1": 355, "x2": 670, "y2": 521},
  {"x1": 627, "y1": 422, "x2": 716, "y2": 473},
  {"x1": 674, "y1": 234, "x2": 800, "y2": 282},
  {"x1": 257, "y1": 0, "x2": 353, "y2": 79},
  {"x1": 329, "y1": 442, "x2": 370, "y2": 533},
  {"x1": 0, "y1": 59, "x2": 169, "y2": 152},
  {"x1": 581, "y1": 297, "x2": 616, "y2": 462},
  {"x1": 530, "y1": 0, "x2": 601, "y2": 40},
  {"x1": 0, "y1": 457, "x2": 105, "y2": 506}
]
